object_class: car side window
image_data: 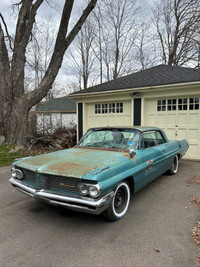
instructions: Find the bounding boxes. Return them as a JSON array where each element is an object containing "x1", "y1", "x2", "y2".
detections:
[
  {"x1": 141, "y1": 131, "x2": 165, "y2": 149},
  {"x1": 155, "y1": 131, "x2": 166, "y2": 145},
  {"x1": 141, "y1": 132, "x2": 157, "y2": 149}
]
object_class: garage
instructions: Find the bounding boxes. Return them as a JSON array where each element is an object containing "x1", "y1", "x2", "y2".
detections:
[
  {"x1": 145, "y1": 96, "x2": 200, "y2": 159},
  {"x1": 70, "y1": 65, "x2": 200, "y2": 160}
]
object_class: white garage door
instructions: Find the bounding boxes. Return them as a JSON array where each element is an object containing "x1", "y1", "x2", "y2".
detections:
[
  {"x1": 86, "y1": 101, "x2": 132, "y2": 130},
  {"x1": 145, "y1": 97, "x2": 200, "y2": 159}
]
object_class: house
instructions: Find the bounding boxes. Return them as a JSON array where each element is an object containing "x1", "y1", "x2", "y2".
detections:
[
  {"x1": 69, "y1": 65, "x2": 200, "y2": 160},
  {"x1": 36, "y1": 97, "x2": 76, "y2": 133}
]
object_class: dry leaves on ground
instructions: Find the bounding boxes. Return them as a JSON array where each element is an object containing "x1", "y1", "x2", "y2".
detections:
[
  {"x1": 189, "y1": 176, "x2": 200, "y2": 266},
  {"x1": 187, "y1": 176, "x2": 200, "y2": 185}
]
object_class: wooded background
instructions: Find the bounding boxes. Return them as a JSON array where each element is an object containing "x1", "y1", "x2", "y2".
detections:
[{"x1": 0, "y1": 0, "x2": 199, "y2": 145}]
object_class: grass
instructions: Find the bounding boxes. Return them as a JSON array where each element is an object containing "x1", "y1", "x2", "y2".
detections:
[{"x1": 0, "y1": 145, "x2": 37, "y2": 167}]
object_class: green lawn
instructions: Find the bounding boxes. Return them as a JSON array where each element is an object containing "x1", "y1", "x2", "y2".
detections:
[{"x1": 0, "y1": 145, "x2": 37, "y2": 167}]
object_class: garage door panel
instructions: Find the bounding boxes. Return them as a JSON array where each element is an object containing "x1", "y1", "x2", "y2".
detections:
[
  {"x1": 178, "y1": 128, "x2": 187, "y2": 139},
  {"x1": 145, "y1": 97, "x2": 200, "y2": 159},
  {"x1": 167, "y1": 114, "x2": 176, "y2": 126},
  {"x1": 189, "y1": 113, "x2": 199, "y2": 126},
  {"x1": 106, "y1": 116, "x2": 114, "y2": 126},
  {"x1": 166, "y1": 128, "x2": 176, "y2": 139},
  {"x1": 177, "y1": 113, "x2": 187, "y2": 126},
  {"x1": 157, "y1": 114, "x2": 166, "y2": 126},
  {"x1": 188, "y1": 144, "x2": 199, "y2": 157},
  {"x1": 189, "y1": 128, "x2": 198, "y2": 139}
]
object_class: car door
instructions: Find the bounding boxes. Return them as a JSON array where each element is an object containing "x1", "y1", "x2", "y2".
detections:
[{"x1": 140, "y1": 131, "x2": 168, "y2": 183}]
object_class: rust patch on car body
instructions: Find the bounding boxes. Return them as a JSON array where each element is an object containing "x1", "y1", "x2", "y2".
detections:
[
  {"x1": 75, "y1": 145, "x2": 129, "y2": 153},
  {"x1": 15, "y1": 147, "x2": 129, "y2": 179}
]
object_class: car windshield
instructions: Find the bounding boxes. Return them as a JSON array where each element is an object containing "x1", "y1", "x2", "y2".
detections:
[{"x1": 78, "y1": 128, "x2": 140, "y2": 150}]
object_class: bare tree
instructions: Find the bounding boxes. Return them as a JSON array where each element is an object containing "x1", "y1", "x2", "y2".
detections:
[
  {"x1": 134, "y1": 22, "x2": 160, "y2": 71},
  {"x1": 0, "y1": 0, "x2": 97, "y2": 145},
  {"x1": 26, "y1": 15, "x2": 56, "y2": 100},
  {"x1": 93, "y1": 0, "x2": 141, "y2": 81},
  {"x1": 66, "y1": 17, "x2": 97, "y2": 89},
  {"x1": 152, "y1": 0, "x2": 200, "y2": 66},
  {"x1": 92, "y1": 3, "x2": 107, "y2": 83}
]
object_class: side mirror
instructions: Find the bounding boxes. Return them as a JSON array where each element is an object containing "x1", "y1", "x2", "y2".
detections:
[{"x1": 129, "y1": 149, "x2": 136, "y2": 158}]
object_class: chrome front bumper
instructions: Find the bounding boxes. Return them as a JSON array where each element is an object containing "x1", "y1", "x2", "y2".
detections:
[{"x1": 9, "y1": 178, "x2": 114, "y2": 215}]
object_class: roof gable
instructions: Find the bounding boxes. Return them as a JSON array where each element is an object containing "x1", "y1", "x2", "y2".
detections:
[{"x1": 70, "y1": 65, "x2": 200, "y2": 95}]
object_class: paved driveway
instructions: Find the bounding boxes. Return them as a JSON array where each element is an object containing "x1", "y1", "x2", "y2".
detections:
[{"x1": 0, "y1": 161, "x2": 199, "y2": 267}]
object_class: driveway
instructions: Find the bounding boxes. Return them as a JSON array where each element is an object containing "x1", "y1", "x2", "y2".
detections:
[{"x1": 0, "y1": 160, "x2": 199, "y2": 267}]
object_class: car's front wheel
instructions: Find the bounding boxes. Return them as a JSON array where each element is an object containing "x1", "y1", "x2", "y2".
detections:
[
  {"x1": 103, "y1": 181, "x2": 130, "y2": 221},
  {"x1": 168, "y1": 155, "x2": 179, "y2": 175}
]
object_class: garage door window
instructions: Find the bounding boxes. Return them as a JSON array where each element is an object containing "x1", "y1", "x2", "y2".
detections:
[
  {"x1": 95, "y1": 104, "x2": 101, "y2": 114},
  {"x1": 102, "y1": 104, "x2": 108, "y2": 114},
  {"x1": 157, "y1": 100, "x2": 166, "y2": 111},
  {"x1": 167, "y1": 99, "x2": 176, "y2": 111},
  {"x1": 189, "y1": 97, "x2": 199, "y2": 110},
  {"x1": 95, "y1": 103, "x2": 123, "y2": 114},
  {"x1": 157, "y1": 97, "x2": 199, "y2": 112},
  {"x1": 178, "y1": 98, "x2": 187, "y2": 110},
  {"x1": 116, "y1": 103, "x2": 123, "y2": 113},
  {"x1": 109, "y1": 103, "x2": 115, "y2": 113}
]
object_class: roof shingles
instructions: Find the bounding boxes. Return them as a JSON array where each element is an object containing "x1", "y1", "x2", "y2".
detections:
[
  {"x1": 70, "y1": 65, "x2": 200, "y2": 95},
  {"x1": 36, "y1": 97, "x2": 76, "y2": 112}
]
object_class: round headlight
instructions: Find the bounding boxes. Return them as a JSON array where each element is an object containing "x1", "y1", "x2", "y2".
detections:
[
  {"x1": 11, "y1": 168, "x2": 17, "y2": 178},
  {"x1": 77, "y1": 183, "x2": 88, "y2": 195},
  {"x1": 88, "y1": 185, "x2": 101, "y2": 198},
  {"x1": 11, "y1": 168, "x2": 23, "y2": 180}
]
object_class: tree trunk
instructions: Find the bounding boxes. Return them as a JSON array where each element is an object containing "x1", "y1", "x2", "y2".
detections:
[
  {"x1": 4, "y1": 97, "x2": 29, "y2": 145},
  {"x1": 0, "y1": 0, "x2": 97, "y2": 145}
]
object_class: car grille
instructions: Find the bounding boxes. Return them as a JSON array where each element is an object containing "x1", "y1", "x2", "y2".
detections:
[{"x1": 40, "y1": 175, "x2": 81, "y2": 193}]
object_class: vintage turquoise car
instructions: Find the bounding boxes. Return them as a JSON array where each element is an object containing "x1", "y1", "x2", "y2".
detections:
[{"x1": 10, "y1": 127, "x2": 189, "y2": 221}]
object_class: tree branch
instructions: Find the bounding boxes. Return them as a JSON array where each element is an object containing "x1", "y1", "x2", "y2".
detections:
[
  {"x1": 65, "y1": 0, "x2": 97, "y2": 49},
  {"x1": 27, "y1": 0, "x2": 97, "y2": 108},
  {"x1": 0, "y1": 13, "x2": 13, "y2": 51}
]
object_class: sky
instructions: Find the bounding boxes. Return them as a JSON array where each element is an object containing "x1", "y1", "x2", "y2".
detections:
[{"x1": 0, "y1": 0, "x2": 85, "y2": 33}]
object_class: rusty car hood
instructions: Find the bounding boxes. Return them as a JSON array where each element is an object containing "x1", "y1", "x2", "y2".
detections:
[{"x1": 14, "y1": 147, "x2": 130, "y2": 178}]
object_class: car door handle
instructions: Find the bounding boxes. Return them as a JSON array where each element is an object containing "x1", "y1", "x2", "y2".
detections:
[{"x1": 162, "y1": 149, "x2": 166, "y2": 153}]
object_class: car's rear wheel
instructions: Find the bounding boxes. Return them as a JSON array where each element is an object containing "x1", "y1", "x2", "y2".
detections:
[
  {"x1": 103, "y1": 181, "x2": 130, "y2": 221},
  {"x1": 168, "y1": 155, "x2": 179, "y2": 175}
]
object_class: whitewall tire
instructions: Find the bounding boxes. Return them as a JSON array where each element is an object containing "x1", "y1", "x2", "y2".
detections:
[
  {"x1": 104, "y1": 181, "x2": 130, "y2": 221},
  {"x1": 168, "y1": 155, "x2": 179, "y2": 175}
]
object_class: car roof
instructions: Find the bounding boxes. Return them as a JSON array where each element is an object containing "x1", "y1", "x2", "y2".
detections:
[{"x1": 90, "y1": 126, "x2": 161, "y2": 133}]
